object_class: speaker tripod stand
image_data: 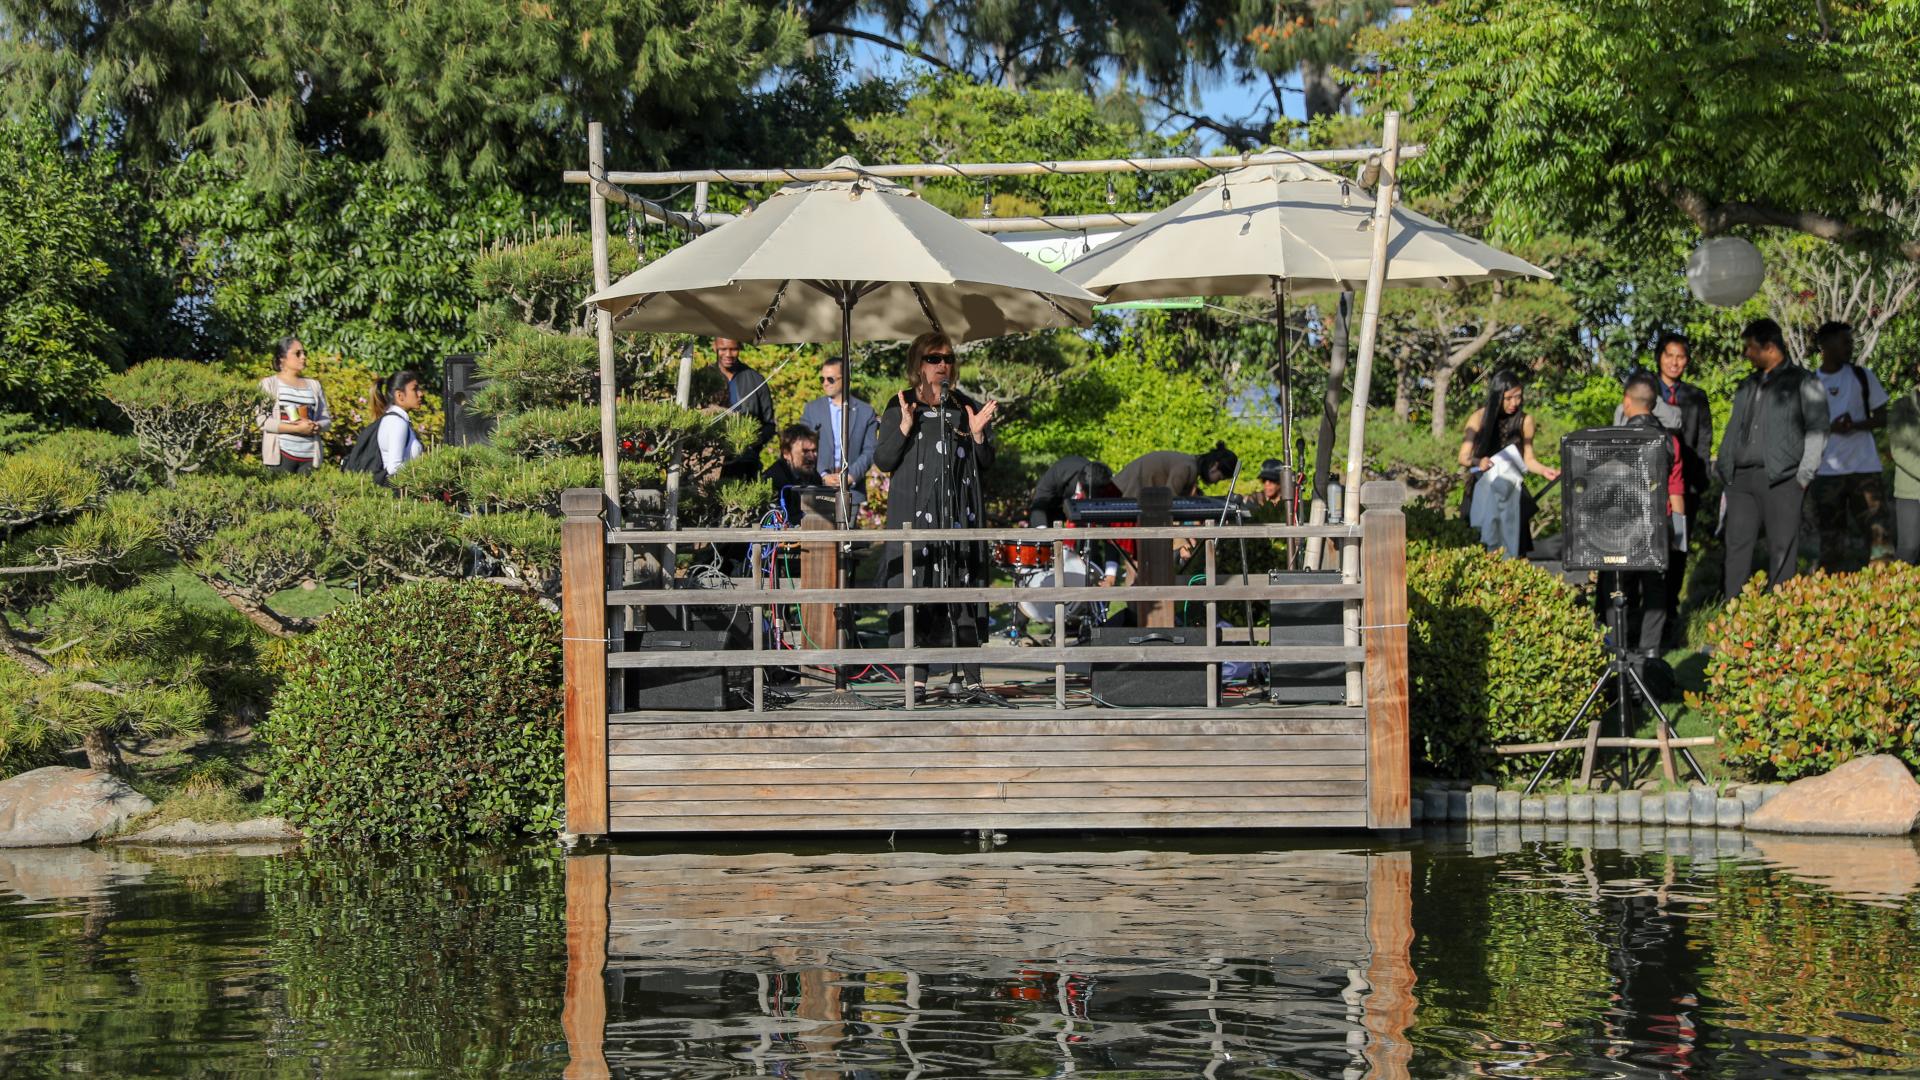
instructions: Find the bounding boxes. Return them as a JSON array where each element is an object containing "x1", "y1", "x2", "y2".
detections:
[{"x1": 1521, "y1": 588, "x2": 1705, "y2": 795}]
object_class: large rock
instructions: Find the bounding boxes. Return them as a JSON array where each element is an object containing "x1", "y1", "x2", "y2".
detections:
[
  {"x1": 112, "y1": 817, "x2": 301, "y2": 846},
  {"x1": 1746, "y1": 755, "x2": 1920, "y2": 836},
  {"x1": 0, "y1": 767, "x2": 155, "y2": 848}
]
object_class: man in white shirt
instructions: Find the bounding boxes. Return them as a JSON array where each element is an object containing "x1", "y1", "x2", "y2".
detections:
[{"x1": 1808, "y1": 321, "x2": 1891, "y2": 570}]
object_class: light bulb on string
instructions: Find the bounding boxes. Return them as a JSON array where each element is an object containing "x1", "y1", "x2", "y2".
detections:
[{"x1": 1105, "y1": 176, "x2": 1116, "y2": 206}]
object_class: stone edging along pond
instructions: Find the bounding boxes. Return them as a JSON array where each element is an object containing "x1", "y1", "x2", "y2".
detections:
[{"x1": 1410, "y1": 783, "x2": 1780, "y2": 830}]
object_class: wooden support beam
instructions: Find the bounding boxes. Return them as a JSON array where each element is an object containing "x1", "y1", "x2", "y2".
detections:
[
  {"x1": 1497, "y1": 736, "x2": 1717, "y2": 754},
  {"x1": 561, "y1": 488, "x2": 611, "y2": 837},
  {"x1": 1361, "y1": 481, "x2": 1409, "y2": 829}
]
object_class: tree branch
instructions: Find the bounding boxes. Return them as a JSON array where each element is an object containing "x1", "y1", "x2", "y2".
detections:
[
  {"x1": 1150, "y1": 96, "x2": 1271, "y2": 149},
  {"x1": 809, "y1": 25, "x2": 955, "y2": 71},
  {"x1": 0, "y1": 622, "x2": 54, "y2": 675},
  {"x1": 1668, "y1": 185, "x2": 1920, "y2": 261}
]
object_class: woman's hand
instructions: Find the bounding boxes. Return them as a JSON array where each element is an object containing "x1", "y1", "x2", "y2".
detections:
[
  {"x1": 1540, "y1": 465, "x2": 1561, "y2": 482},
  {"x1": 966, "y1": 398, "x2": 998, "y2": 439},
  {"x1": 896, "y1": 390, "x2": 915, "y2": 434},
  {"x1": 290, "y1": 419, "x2": 318, "y2": 435}
]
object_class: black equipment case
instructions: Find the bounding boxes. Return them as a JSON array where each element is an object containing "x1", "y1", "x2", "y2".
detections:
[
  {"x1": 1085, "y1": 626, "x2": 1208, "y2": 707},
  {"x1": 620, "y1": 628, "x2": 744, "y2": 712},
  {"x1": 1267, "y1": 570, "x2": 1347, "y2": 704}
]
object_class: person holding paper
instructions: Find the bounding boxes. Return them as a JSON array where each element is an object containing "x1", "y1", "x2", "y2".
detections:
[{"x1": 1458, "y1": 369, "x2": 1560, "y2": 556}]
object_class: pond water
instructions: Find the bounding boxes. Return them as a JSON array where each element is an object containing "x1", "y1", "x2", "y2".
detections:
[{"x1": 2, "y1": 827, "x2": 1918, "y2": 1077}]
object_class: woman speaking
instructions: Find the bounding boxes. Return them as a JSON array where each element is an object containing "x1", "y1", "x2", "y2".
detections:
[{"x1": 875, "y1": 332, "x2": 999, "y2": 698}]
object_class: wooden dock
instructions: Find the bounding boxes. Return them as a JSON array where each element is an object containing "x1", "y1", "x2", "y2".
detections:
[
  {"x1": 562, "y1": 846, "x2": 1416, "y2": 1078},
  {"x1": 560, "y1": 483, "x2": 1410, "y2": 837}
]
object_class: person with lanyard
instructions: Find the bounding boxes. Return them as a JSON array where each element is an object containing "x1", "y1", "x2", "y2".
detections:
[
  {"x1": 800, "y1": 356, "x2": 878, "y2": 515},
  {"x1": 712, "y1": 337, "x2": 776, "y2": 482},
  {"x1": 1715, "y1": 318, "x2": 1829, "y2": 599},
  {"x1": 874, "y1": 333, "x2": 999, "y2": 699}
]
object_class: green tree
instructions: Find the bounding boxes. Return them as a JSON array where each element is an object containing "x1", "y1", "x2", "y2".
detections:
[{"x1": 1366, "y1": 0, "x2": 1920, "y2": 259}]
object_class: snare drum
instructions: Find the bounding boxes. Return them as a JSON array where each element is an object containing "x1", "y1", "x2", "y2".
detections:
[
  {"x1": 1018, "y1": 548, "x2": 1091, "y2": 621},
  {"x1": 995, "y1": 541, "x2": 1054, "y2": 570}
]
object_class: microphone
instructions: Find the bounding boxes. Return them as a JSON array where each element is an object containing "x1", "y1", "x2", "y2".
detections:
[{"x1": 936, "y1": 377, "x2": 951, "y2": 406}]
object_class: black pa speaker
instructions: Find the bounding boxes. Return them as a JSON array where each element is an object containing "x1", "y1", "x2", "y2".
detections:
[
  {"x1": 620, "y1": 629, "x2": 743, "y2": 712},
  {"x1": 1267, "y1": 570, "x2": 1346, "y2": 704},
  {"x1": 1561, "y1": 427, "x2": 1670, "y2": 573},
  {"x1": 443, "y1": 353, "x2": 494, "y2": 446},
  {"x1": 1084, "y1": 627, "x2": 1208, "y2": 707}
]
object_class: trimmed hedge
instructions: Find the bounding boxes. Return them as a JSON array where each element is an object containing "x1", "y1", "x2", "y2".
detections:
[
  {"x1": 1694, "y1": 562, "x2": 1920, "y2": 780},
  {"x1": 262, "y1": 580, "x2": 563, "y2": 842},
  {"x1": 1409, "y1": 543, "x2": 1608, "y2": 779}
]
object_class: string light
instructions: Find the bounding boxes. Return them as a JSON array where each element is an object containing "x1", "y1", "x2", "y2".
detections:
[{"x1": 1105, "y1": 176, "x2": 1116, "y2": 206}]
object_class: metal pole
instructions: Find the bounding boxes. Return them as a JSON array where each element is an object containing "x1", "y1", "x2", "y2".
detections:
[
  {"x1": 1338, "y1": 111, "x2": 1401, "y2": 704},
  {"x1": 663, "y1": 183, "x2": 708, "y2": 530},
  {"x1": 588, "y1": 122, "x2": 621, "y2": 521}
]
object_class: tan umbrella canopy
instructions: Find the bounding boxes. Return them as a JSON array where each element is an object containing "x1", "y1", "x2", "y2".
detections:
[
  {"x1": 1061, "y1": 159, "x2": 1550, "y2": 522},
  {"x1": 586, "y1": 157, "x2": 1098, "y2": 530}
]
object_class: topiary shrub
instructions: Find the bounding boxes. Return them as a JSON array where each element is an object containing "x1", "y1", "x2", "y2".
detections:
[
  {"x1": 331, "y1": 496, "x2": 465, "y2": 584},
  {"x1": 460, "y1": 511, "x2": 560, "y2": 593},
  {"x1": 1693, "y1": 562, "x2": 1920, "y2": 780},
  {"x1": 1408, "y1": 543, "x2": 1607, "y2": 779},
  {"x1": 262, "y1": 579, "x2": 563, "y2": 842},
  {"x1": 101, "y1": 360, "x2": 256, "y2": 482}
]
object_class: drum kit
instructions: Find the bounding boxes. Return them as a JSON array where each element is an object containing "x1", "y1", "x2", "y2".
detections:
[{"x1": 993, "y1": 541, "x2": 1097, "y2": 626}]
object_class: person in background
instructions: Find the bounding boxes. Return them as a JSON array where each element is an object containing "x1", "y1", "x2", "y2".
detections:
[
  {"x1": 1808, "y1": 321, "x2": 1892, "y2": 571},
  {"x1": 1599, "y1": 373, "x2": 1687, "y2": 663},
  {"x1": 1250, "y1": 458, "x2": 1288, "y2": 510},
  {"x1": 1614, "y1": 334, "x2": 1713, "y2": 645},
  {"x1": 372, "y1": 370, "x2": 426, "y2": 478},
  {"x1": 763, "y1": 424, "x2": 823, "y2": 527},
  {"x1": 1889, "y1": 380, "x2": 1920, "y2": 564},
  {"x1": 1716, "y1": 318, "x2": 1829, "y2": 598},
  {"x1": 800, "y1": 356, "x2": 877, "y2": 514},
  {"x1": 1114, "y1": 443, "x2": 1238, "y2": 498},
  {"x1": 257, "y1": 337, "x2": 332, "y2": 474},
  {"x1": 1457, "y1": 369, "x2": 1559, "y2": 556},
  {"x1": 712, "y1": 337, "x2": 776, "y2": 481},
  {"x1": 1027, "y1": 455, "x2": 1117, "y2": 526}
]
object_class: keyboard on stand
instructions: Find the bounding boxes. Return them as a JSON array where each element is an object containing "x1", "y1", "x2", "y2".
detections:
[{"x1": 1064, "y1": 496, "x2": 1249, "y2": 525}]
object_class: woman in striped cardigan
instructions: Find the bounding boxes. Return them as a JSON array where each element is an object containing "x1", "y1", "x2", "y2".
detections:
[{"x1": 258, "y1": 337, "x2": 333, "y2": 473}]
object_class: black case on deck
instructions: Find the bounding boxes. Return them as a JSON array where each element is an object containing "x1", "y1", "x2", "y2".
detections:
[
  {"x1": 1267, "y1": 570, "x2": 1346, "y2": 704},
  {"x1": 620, "y1": 628, "x2": 743, "y2": 712},
  {"x1": 1084, "y1": 626, "x2": 1208, "y2": 708}
]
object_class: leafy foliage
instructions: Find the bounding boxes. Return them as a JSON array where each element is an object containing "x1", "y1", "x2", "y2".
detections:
[
  {"x1": 197, "y1": 510, "x2": 329, "y2": 605},
  {"x1": 101, "y1": 361, "x2": 256, "y2": 482},
  {"x1": 0, "y1": 431, "x2": 149, "y2": 533},
  {"x1": 1693, "y1": 563, "x2": 1920, "y2": 780},
  {"x1": 459, "y1": 512, "x2": 561, "y2": 593},
  {"x1": 330, "y1": 498, "x2": 467, "y2": 584},
  {"x1": 1407, "y1": 543, "x2": 1607, "y2": 779},
  {"x1": 262, "y1": 580, "x2": 563, "y2": 842}
]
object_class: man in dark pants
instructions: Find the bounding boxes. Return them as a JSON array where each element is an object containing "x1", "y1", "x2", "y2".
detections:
[
  {"x1": 1599, "y1": 373, "x2": 1687, "y2": 663},
  {"x1": 1716, "y1": 318, "x2": 1830, "y2": 600},
  {"x1": 712, "y1": 337, "x2": 777, "y2": 481},
  {"x1": 1615, "y1": 333, "x2": 1714, "y2": 645}
]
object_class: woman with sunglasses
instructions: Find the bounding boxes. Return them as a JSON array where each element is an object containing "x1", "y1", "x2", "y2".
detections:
[{"x1": 875, "y1": 332, "x2": 1000, "y2": 698}]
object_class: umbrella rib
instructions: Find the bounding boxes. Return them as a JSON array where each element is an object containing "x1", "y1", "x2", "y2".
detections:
[
  {"x1": 751, "y1": 280, "x2": 792, "y2": 345},
  {"x1": 908, "y1": 283, "x2": 946, "y2": 336}
]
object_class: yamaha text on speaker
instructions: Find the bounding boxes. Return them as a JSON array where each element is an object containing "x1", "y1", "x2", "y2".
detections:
[
  {"x1": 443, "y1": 353, "x2": 494, "y2": 446},
  {"x1": 1561, "y1": 427, "x2": 1670, "y2": 573}
]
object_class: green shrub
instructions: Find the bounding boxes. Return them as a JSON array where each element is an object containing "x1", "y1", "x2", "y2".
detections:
[
  {"x1": 1693, "y1": 563, "x2": 1920, "y2": 780},
  {"x1": 332, "y1": 496, "x2": 466, "y2": 583},
  {"x1": 390, "y1": 444, "x2": 514, "y2": 508},
  {"x1": 459, "y1": 511, "x2": 560, "y2": 592},
  {"x1": 1408, "y1": 543, "x2": 1607, "y2": 779},
  {"x1": 101, "y1": 360, "x2": 257, "y2": 482},
  {"x1": 198, "y1": 509, "x2": 329, "y2": 602},
  {"x1": 143, "y1": 473, "x2": 268, "y2": 554},
  {"x1": 0, "y1": 451, "x2": 99, "y2": 531},
  {"x1": 491, "y1": 399, "x2": 753, "y2": 477},
  {"x1": 262, "y1": 580, "x2": 563, "y2": 842}
]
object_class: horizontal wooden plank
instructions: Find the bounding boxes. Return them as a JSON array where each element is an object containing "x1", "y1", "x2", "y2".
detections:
[
  {"x1": 606, "y1": 645, "x2": 1363, "y2": 668},
  {"x1": 609, "y1": 780, "x2": 1367, "y2": 802},
  {"x1": 607, "y1": 810, "x2": 1370, "y2": 832},
  {"x1": 607, "y1": 523, "x2": 1362, "y2": 544},
  {"x1": 609, "y1": 734, "x2": 1365, "y2": 755},
  {"x1": 607, "y1": 705, "x2": 1369, "y2": 724},
  {"x1": 609, "y1": 765, "x2": 1370, "y2": 786},
  {"x1": 607, "y1": 717, "x2": 1365, "y2": 739},
  {"x1": 608, "y1": 583, "x2": 1361, "y2": 606},
  {"x1": 608, "y1": 749, "x2": 1366, "y2": 770},
  {"x1": 611, "y1": 795, "x2": 1364, "y2": 816}
]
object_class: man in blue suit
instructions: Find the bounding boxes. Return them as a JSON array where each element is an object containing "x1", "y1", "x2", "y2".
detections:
[{"x1": 800, "y1": 356, "x2": 878, "y2": 514}]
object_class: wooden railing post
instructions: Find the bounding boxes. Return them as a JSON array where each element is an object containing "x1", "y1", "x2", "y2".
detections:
[
  {"x1": 561, "y1": 487, "x2": 611, "y2": 838},
  {"x1": 562, "y1": 852, "x2": 611, "y2": 1079},
  {"x1": 1360, "y1": 481, "x2": 1410, "y2": 829}
]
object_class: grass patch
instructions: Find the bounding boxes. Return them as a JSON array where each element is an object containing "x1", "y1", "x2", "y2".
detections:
[{"x1": 135, "y1": 777, "x2": 258, "y2": 829}]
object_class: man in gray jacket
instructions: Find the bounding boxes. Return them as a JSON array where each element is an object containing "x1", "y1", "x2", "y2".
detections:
[{"x1": 1716, "y1": 318, "x2": 1830, "y2": 599}]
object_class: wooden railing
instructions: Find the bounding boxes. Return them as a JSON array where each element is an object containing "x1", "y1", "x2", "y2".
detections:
[{"x1": 560, "y1": 481, "x2": 1409, "y2": 835}]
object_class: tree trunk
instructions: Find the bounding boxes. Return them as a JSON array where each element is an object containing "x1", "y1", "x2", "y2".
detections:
[
  {"x1": 204, "y1": 580, "x2": 307, "y2": 637},
  {"x1": 1312, "y1": 291, "x2": 1354, "y2": 502},
  {"x1": 82, "y1": 727, "x2": 128, "y2": 778},
  {"x1": 1300, "y1": 62, "x2": 1344, "y2": 121},
  {"x1": 1392, "y1": 350, "x2": 1412, "y2": 421},
  {"x1": 1430, "y1": 319, "x2": 1503, "y2": 439}
]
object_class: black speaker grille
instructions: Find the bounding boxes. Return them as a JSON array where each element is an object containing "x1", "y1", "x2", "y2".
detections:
[{"x1": 1562, "y1": 428, "x2": 1668, "y2": 573}]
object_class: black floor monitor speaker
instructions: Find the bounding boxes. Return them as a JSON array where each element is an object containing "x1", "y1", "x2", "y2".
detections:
[
  {"x1": 1561, "y1": 427, "x2": 1670, "y2": 573},
  {"x1": 443, "y1": 353, "x2": 494, "y2": 446},
  {"x1": 1267, "y1": 570, "x2": 1346, "y2": 704},
  {"x1": 621, "y1": 626, "x2": 745, "y2": 711},
  {"x1": 1085, "y1": 626, "x2": 1208, "y2": 707}
]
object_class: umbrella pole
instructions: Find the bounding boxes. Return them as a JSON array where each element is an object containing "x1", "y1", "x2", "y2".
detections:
[
  {"x1": 835, "y1": 291, "x2": 855, "y2": 693},
  {"x1": 1273, "y1": 276, "x2": 1296, "y2": 528}
]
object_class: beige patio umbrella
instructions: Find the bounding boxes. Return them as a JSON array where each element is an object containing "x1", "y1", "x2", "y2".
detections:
[
  {"x1": 1062, "y1": 159, "x2": 1550, "y2": 520},
  {"x1": 586, "y1": 156, "x2": 1099, "y2": 527}
]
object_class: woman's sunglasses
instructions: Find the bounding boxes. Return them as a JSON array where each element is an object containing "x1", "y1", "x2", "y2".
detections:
[{"x1": 923, "y1": 354, "x2": 954, "y2": 365}]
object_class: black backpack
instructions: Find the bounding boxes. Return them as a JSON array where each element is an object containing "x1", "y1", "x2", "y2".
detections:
[{"x1": 342, "y1": 413, "x2": 404, "y2": 485}]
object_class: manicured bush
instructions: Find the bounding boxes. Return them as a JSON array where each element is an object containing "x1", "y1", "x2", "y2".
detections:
[
  {"x1": 331, "y1": 497, "x2": 466, "y2": 583},
  {"x1": 262, "y1": 580, "x2": 563, "y2": 842},
  {"x1": 0, "y1": 430, "x2": 148, "y2": 531},
  {"x1": 102, "y1": 360, "x2": 257, "y2": 482},
  {"x1": 1693, "y1": 563, "x2": 1920, "y2": 780},
  {"x1": 1408, "y1": 543, "x2": 1607, "y2": 779},
  {"x1": 459, "y1": 511, "x2": 560, "y2": 592}
]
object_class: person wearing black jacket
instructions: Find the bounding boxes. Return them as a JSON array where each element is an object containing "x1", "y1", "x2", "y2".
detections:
[
  {"x1": 763, "y1": 424, "x2": 823, "y2": 526},
  {"x1": 874, "y1": 333, "x2": 999, "y2": 695},
  {"x1": 1716, "y1": 318, "x2": 1830, "y2": 599},
  {"x1": 712, "y1": 337, "x2": 777, "y2": 481},
  {"x1": 1027, "y1": 455, "x2": 1118, "y2": 526}
]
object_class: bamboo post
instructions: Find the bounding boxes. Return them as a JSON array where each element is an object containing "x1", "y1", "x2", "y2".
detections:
[
  {"x1": 1339, "y1": 111, "x2": 1402, "y2": 705},
  {"x1": 1361, "y1": 481, "x2": 1410, "y2": 829},
  {"x1": 587, "y1": 123, "x2": 621, "y2": 519},
  {"x1": 561, "y1": 488, "x2": 610, "y2": 838}
]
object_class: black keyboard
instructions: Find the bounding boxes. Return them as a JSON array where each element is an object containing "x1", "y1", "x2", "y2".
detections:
[{"x1": 1065, "y1": 496, "x2": 1248, "y2": 524}]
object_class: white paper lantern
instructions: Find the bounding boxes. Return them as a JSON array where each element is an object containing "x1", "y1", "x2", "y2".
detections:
[{"x1": 1686, "y1": 236, "x2": 1766, "y2": 307}]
